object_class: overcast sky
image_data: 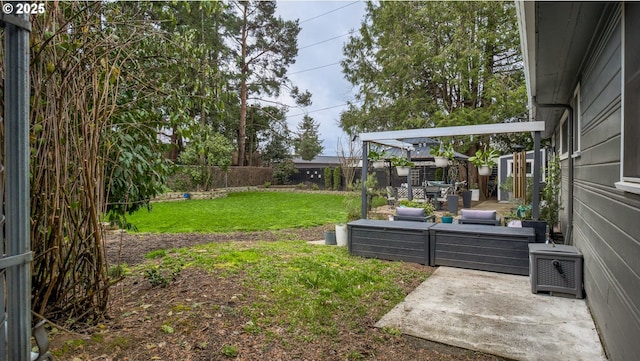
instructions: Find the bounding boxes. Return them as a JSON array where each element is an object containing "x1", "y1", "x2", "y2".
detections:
[{"x1": 274, "y1": 0, "x2": 367, "y2": 156}]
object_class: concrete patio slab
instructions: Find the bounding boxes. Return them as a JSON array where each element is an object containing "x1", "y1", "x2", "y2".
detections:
[{"x1": 376, "y1": 266, "x2": 606, "y2": 361}]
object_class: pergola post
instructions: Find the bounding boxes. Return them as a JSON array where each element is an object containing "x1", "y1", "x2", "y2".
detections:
[
  {"x1": 532, "y1": 131, "x2": 541, "y2": 220},
  {"x1": 406, "y1": 149, "x2": 412, "y2": 200},
  {"x1": 361, "y1": 141, "x2": 368, "y2": 219}
]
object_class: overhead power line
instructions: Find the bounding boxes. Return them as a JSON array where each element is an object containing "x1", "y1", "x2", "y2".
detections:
[
  {"x1": 299, "y1": 32, "x2": 352, "y2": 50},
  {"x1": 287, "y1": 101, "x2": 362, "y2": 118},
  {"x1": 299, "y1": 1, "x2": 361, "y2": 24},
  {"x1": 288, "y1": 62, "x2": 340, "y2": 75}
]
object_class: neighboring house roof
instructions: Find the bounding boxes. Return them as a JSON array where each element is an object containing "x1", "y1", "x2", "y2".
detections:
[{"x1": 292, "y1": 155, "x2": 342, "y2": 168}]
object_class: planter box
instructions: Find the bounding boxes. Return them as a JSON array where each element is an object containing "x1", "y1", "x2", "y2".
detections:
[
  {"x1": 523, "y1": 220, "x2": 547, "y2": 243},
  {"x1": 447, "y1": 195, "x2": 459, "y2": 215},
  {"x1": 348, "y1": 219, "x2": 433, "y2": 265},
  {"x1": 529, "y1": 244, "x2": 583, "y2": 298},
  {"x1": 430, "y1": 224, "x2": 536, "y2": 275}
]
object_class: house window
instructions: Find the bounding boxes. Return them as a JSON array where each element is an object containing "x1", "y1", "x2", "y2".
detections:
[
  {"x1": 507, "y1": 160, "x2": 535, "y2": 177},
  {"x1": 559, "y1": 112, "x2": 570, "y2": 158},
  {"x1": 616, "y1": 3, "x2": 640, "y2": 194}
]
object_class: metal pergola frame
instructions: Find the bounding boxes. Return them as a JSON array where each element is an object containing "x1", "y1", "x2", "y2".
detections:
[
  {"x1": 1, "y1": 10, "x2": 32, "y2": 361},
  {"x1": 358, "y1": 122, "x2": 545, "y2": 219}
]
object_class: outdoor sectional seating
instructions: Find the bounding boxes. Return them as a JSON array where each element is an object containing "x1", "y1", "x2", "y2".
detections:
[
  {"x1": 393, "y1": 207, "x2": 436, "y2": 222},
  {"x1": 348, "y1": 219, "x2": 432, "y2": 264},
  {"x1": 429, "y1": 223, "x2": 536, "y2": 275},
  {"x1": 457, "y1": 209, "x2": 501, "y2": 226},
  {"x1": 348, "y1": 217, "x2": 537, "y2": 276}
]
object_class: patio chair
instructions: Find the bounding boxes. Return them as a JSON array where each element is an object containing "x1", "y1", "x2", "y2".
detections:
[
  {"x1": 425, "y1": 186, "x2": 441, "y2": 208},
  {"x1": 386, "y1": 186, "x2": 397, "y2": 207},
  {"x1": 457, "y1": 209, "x2": 501, "y2": 226},
  {"x1": 396, "y1": 187, "x2": 409, "y2": 202},
  {"x1": 411, "y1": 187, "x2": 427, "y2": 203},
  {"x1": 435, "y1": 186, "x2": 450, "y2": 210}
]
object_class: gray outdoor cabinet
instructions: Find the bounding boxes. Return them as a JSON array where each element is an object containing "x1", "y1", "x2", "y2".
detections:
[
  {"x1": 429, "y1": 224, "x2": 536, "y2": 275},
  {"x1": 348, "y1": 219, "x2": 433, "y2": 265},
  {"x1": 529, "y1": 244, "x2": 583, "y2": 299}
]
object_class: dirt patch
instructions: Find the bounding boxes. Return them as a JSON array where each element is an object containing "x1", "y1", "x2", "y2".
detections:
[
  {"x1": 105, "y1": 225, "x2": 332, "y2": 266},
  {"x1": 49, "y1": 228, "x2": 505, "y2": 361}
]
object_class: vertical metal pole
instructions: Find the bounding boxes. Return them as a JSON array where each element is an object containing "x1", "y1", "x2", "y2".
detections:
[
  {"x1": 532, "y1": 131, "x2": 541, "y2": 220},
  {"x1": 406, "y1": 149, "x2": 413, "y2": 200},
  {"x1": 361, "y1": 142, "x2": 368, "y2": 219},
  {"x1": 5, "y1": 10, "x2": 32, "y2": 361}
]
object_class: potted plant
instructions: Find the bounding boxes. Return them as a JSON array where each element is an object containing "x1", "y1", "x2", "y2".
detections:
[
  {"x1": 430, "y1": 143, "x2": 455, "y2": 168},
  {"x1": 460, "y1": 182, "x2": 472, "y2": 209},
  {"x1": 441, "y1": 212, "x2": 454, "y2": 223},
  {"x1": 368, "y1": 149, "x2": 386, "y2": 169},
  {"x1": 469, "y1": 146, "x2": 500, "y2": 176},
  {"x1": 391, "y1": 156, "x2": 415, "y2": 177},
  {"x1": 469, "y1": 182, "x2": 480, "y2": 201},
  {"x1": 324, "y1": 229, "x2": 337, "y2": 245}
]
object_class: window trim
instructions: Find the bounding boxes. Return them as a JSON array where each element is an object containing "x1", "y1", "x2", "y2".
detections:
[
  {"x1": 615, "y1": 3, "x2": 640, "y2": 194},
  {"x1": 559, "y1": 111, "x2": 570, "y2": 160},
  {"x1": 506, "y1": 159, "x2": 534, "y2": 177}
]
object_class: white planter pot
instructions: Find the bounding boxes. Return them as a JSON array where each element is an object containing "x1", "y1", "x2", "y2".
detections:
[
  {"x1": 471, "y1": 189, "x2": 480, "y2": 201},
  {"x1": 372, "y1": 160, "x2": 385, "y2": 169},
  {"x1": 335, "y1": 224, "x2": 348, "y2": 247},
  {"x1": 478, "y1": 165, "x2": 492, "y2": 176},
  {"x1": 396, "y1": 166, "x2": 411, "y2": 176},
  {"x1": 434, "y1": 157, "x2": 449, "y2": 168}
]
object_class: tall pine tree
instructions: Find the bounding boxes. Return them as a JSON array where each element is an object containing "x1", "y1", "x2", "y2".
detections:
[{"x1": 294, "y1": 115, "x2": 324, "y2": 161}]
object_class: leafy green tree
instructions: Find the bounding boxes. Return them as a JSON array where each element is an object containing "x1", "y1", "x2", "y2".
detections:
[
  {"x1": 21, "y1": 0, "x2": 180, "y2": 323},
  {"x1": 294, "y1": 115, "x2": 324, "y2": 160},
  {"x1": 127, "y1": 1, "x2": 235, "y2": 161},
  {"x1": 261, "y1": 116, "x2": 293, "y2": 165},
  {"x1": 340, "y1": 1, "x2": 526, "y2": 136},
  {"x1": 272, "y1": 159, "x2": 298, "y2": 185},
  {"x1": 104, "y1": 113, "x2": 172, "y2": 229},
  {"x1": 178, "y1": 125, "x2": 234, "y2": 191}
]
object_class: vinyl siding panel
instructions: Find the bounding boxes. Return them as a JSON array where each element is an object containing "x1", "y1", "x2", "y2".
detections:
[{"x1": 569, "y1": 10, "x2": 640, "y2": 360}]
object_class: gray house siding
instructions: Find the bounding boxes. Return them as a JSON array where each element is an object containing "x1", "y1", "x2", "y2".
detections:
[{"x1": 562, "y1": 8, "x2": 640, "y2": 360}]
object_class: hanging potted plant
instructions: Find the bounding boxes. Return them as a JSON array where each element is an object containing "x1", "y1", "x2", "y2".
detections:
[
  {"x1": 430, "y1": 143, "x2": 455, "y2": 168},
  {"x1": 368, "y1": 149, "x2": 386, "y2": 169},
  {"x1": 391, "y1": 156, "x2": 414, "y2": 177},
  {"x1": 469, "y1": 146, "x2": 499, "y2": 176}
]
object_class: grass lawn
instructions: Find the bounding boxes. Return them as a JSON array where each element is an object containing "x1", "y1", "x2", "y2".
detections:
[
  {"x1": 53, "y1": 239, "x2": 437, "y2": 360},
  {"x1": 126, "y1": 191, "x2": 351, "y2": 233}
]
